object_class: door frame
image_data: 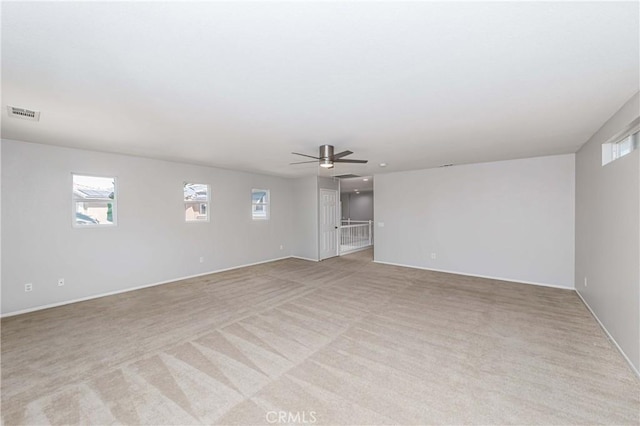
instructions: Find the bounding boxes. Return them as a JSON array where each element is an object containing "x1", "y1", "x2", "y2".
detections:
[{"x1": 319, "y1": 188, "x2": 339, "y2": 260}]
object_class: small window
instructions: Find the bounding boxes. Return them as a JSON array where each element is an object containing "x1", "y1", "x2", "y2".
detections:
[
  {"x1": 252, "y1": 189, "x2": 270, "y2": 220},
  {"x1": 184, "y1": 183, "x2": 209, "y2": 222},
  {"x1": 603, "y1": 130, "x2": 639, "y2": 166},
  {"x1": 72, "y1": 174, "x2": 116, "y2": 227}
]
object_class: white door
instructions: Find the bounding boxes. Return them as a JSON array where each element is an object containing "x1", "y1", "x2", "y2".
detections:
[{"x1": 319, "y1": 188, "x2": 338, "y2": 260}]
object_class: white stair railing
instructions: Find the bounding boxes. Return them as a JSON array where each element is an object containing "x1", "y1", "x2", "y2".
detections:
[{"x1": 339, "y1": 220, "x2": 373, "y2": 255}]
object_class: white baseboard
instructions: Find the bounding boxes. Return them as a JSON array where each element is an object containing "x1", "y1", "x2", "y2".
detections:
[
  {"x1": 0, "y1": 256, "x2": 292, "y2": 318},
  {"x1": 340, "y1": 246, "x2": 372, "y2": 256},
  {"x1": 4, "y1": 254, "x2": 638, "y2": 379},
  {"x1": 290, "y1": 256, "x2": 319, "y2": 262},
  {"x1": 374, "y1": 259, "x2": 639, "y2": 378},
  {"x1": 372, "y1": 260, "x2": 573, "y2": 290},
  {"x1": 575, "y1": 290, "x2": 640, "y2": 378}
]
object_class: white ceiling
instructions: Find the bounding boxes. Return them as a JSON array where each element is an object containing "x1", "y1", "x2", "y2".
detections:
[
  {"x1": 340, "y1": 176, "x2": 374, "y2": 193},
  {"x1": 2, "y1": 2, "x2": 638, "y2": 178}
]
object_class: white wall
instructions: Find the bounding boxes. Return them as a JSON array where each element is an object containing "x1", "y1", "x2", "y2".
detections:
[
  {"x1": 1, "y1": 140, "x2": 294, "y2": 315},
  {"x1": 575, "y1": 92, "x2": 640, "y2": 373},
  {"x1": 288, "y1": 176, "x2": 341, "y2": 261},
  {"x1": 317, "y1": 176, "x2": 339, "y2": 192},
  {"x1": 341, "y1": 191, "x2": 373, "y2": 221},
  {"x1": 374, "y1": 154, "x2": 575, "y2": 287},
  {"x1": 291, "y1": 176, "x2": 319, "y2": 261}
]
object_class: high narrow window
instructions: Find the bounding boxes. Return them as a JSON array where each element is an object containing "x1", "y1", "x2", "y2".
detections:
[
  {"x1": 602, "y1": 129, "x2": 639, "y2": 166},
  {"x1": 72, "y1": 174, "x2": 116, "y2": 227},
  {"x1": 184, "y1": 183, "x2": 209, "y2": 222},
  {"x1": 252, "y1": 189, "x2": 270, "y2": 220}
]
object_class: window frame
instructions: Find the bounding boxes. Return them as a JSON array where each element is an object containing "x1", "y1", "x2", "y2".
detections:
[
  {"x1": 252, "y1": 188, "x2": 270, "y2": 220},
  {"x1": 602, "y1": 118, "x2": 639, "y2": 166},
  {"x1": 71, "y1": 173, "x2": 118, "y2": 228},
  {"x1": 184, "y1": 182, "x2": 210, "y2": 223}
]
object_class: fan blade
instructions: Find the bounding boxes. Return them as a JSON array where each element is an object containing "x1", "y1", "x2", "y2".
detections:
[
  {"x1": 290, "y1": 160, "x2": 320, "y2": 165},
  {"x1": 332, "y1": 150, "x2": 353, "y2": 159},
  {"x1": 291, "y1": 152, "x2": 320, "y2": 160},
  {"x1": 333, "y1": 159, "x2": 368, "y2": 164}
]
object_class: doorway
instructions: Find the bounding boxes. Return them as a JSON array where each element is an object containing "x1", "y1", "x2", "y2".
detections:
[
  {"x1": 338, "y1": 176, "x2": 374, "y2": 255},
  {"x1": 319, "y1": 188, "x2": 339, "y2": 260}
]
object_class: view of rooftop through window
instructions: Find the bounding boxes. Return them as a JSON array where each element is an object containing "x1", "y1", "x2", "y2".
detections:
[
  {"x1": 252, "y1": 189, "x2": 269, "y2": 220},
  {"x1": 72, "y1": 174, "x2": 116, "y2": 226},
  {"x1": 184, "y1": 183, "x2": 209, "y2": 222}
]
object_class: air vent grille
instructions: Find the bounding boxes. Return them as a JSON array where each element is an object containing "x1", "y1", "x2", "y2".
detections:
[
  {"x1": 7, "y1": 106, "x2": 40, "y2": 121},
  {"x1": 334, "y1": 174, "x2": 361, "y2": 179}
]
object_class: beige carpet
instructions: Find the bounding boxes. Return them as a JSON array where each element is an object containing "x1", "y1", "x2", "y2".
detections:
[{"x1": 1, "y1": 249, "x2": 638, "y2": 425}]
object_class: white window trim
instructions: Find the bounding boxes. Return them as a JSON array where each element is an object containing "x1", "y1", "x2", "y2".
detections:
[
  {"x1": 71, "y1": 173, "x2": 118, "y2": 228},
  {"x1": 602, "y1": 117, "x2": 640, "y2": 166},
  {"x1": 184, "y1": 182, "x2": 210, "y2": 223},
  {"x1": 252, "y1": 188, "x2": 270, "y2": 220}
]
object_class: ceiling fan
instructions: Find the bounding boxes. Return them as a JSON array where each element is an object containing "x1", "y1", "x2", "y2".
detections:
[{"x1": 290, "y1": 144, "x2": 368, "y2": 169}]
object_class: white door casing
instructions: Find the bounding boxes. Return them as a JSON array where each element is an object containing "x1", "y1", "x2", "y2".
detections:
[{"x1": 319, "y1": 188, "x2": 338, "y2": 260}]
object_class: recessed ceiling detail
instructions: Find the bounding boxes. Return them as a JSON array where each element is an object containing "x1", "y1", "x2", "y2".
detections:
[{"x1": 334, "y1": 174, "x2": 361, "y2": 179}]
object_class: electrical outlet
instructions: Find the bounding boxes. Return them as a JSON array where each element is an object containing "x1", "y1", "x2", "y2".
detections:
[
  {"x1": 378, "y1": 222, "x2": 385, "y2": 227},
  {"x1": 584, "y1": 277, "x2": 588, "y2": 287},
  {"x1": 279, "y1": 245, "x2": 284, "y2": 250},
  {"x1": 431, "y1": 253, "x2": 437, "y2": 260},
  {"x1": 199, "y1": 257, "x2": 204, "y2": 263},
  {"x1": 58, "y1": 278, "x2": 65, "y2": 287},
  {"x1": 25, "y1": 283, "x2": 33, "y2": 292}
]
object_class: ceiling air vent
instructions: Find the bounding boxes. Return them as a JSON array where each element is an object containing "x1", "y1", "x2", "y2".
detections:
[
  {"x1": 334, "y1": 174, "x2": 361, "y2": 179},
  {"x1": 7, "y1": 106, "x2": 40, "y2": 121}
]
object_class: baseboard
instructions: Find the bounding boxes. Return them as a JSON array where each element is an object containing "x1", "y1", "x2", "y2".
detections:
[
  {"x1": 0, "y1": 255, "x2": 292, "y2": 318},
  {"x1": 340, "y1": 246, "x2": 372, "y2": 256},
  {"x1": 575, "y1": 290, "x2": 640, "y2": 379},
  {"x1": 372, "y1": 260, "x2": 573, "y2": 290},
  {"x1": 373, "y1": 259, "x2": 639, "y2": 378},
  {"x1": 290, "y1": 256, "x2": 319, "y2": 262}
]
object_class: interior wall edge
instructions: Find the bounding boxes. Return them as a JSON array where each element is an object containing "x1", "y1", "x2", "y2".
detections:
[
  {"x1": 575, "y1": 288, "x2": 640, "y2": 379},
  {"x1": 372, "y1": 260, "x2": 574, "y2": 290},
  {"x1": 290, "y1": 256, "x2": 320, "y2": 262},
  {"x1": 0, "y1": 255, "x2": 294, "y2": 318}
]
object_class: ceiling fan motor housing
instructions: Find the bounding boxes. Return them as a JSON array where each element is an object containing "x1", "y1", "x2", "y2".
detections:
[
  {"x1": 320, "y1": 145, "x2": 334, "y2": 159},
  {"x1": 290, "y1": 144, "x2": 366, "y2": 167},
  {"x1": 320, "y1": 145, "x2": 334, "y2": 168}
]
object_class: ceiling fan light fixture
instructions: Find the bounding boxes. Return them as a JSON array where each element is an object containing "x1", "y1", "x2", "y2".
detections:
[{"x1": 291, "y1": 144, "x2": 367, "y2": 168}]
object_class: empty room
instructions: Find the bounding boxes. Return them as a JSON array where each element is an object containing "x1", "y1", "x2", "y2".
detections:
[{"x1": 1, "y1": 1, "x2": 639, "y2": 425}]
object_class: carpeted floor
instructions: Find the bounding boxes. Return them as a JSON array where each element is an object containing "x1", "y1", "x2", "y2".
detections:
[{"x1": 1, "y1": 249, "x2": 639, "y2": 425}]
